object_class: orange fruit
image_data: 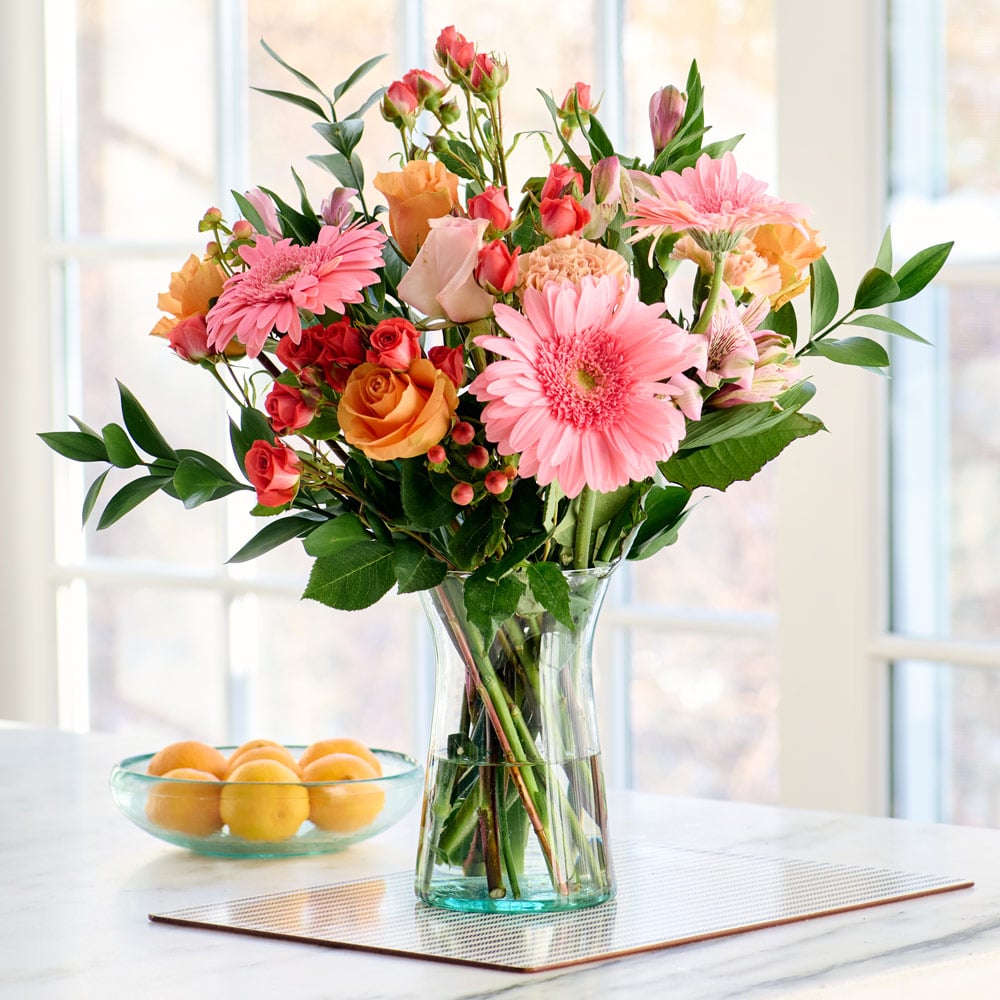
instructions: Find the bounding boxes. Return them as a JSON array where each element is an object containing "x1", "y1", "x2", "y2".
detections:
[
  {"x1": 299, "y1": 738, "x2": 382, "y2": 776},
  {"x1": 302, "y1": 752, "x2": 385, "y2": 833},
  {"x1": 147, "y1": 740, "x2": 228, "y2": 779},
  {"x1": 220, "y1": 759, "x2": 308, "y2": 841},
  {"x1": 225, "y1": 743, "x2": 301, "y2": 778},
  {"x1": 226, "y1": 738, "x2": 286, "y2": 768},
  {"x1": 145, "y1": 767, "x2": 223, "y2": 836}
]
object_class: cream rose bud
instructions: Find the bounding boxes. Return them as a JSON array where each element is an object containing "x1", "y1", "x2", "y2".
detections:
[{"x1": 397, "y1": 216, "x2": 496, "y2": 323}]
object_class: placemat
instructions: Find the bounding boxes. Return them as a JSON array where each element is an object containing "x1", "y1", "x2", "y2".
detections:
[{"x1": 149, "y1": 841, "x2": 972, "y2": 973}]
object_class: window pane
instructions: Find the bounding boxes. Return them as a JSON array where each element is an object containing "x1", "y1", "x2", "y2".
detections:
[
  {"x1": 629, "y1": 631, "x2": 778, "y2": 802},
  {"x1": 75, "y1": 0, "x2": 217, "y2": 239}
]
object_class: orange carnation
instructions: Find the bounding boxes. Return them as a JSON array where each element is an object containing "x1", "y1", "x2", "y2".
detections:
[
  {"x1": 338, "y1": 359, "x2": 458, "y2": 461},
  {"x1": 373, "y1": 160, "x2": 460, "y2": 262},
  {"x1": 750, "y1": 221, "x2": 826, "y2": 310}
]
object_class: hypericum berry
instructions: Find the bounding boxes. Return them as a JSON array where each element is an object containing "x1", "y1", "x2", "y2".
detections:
[
  {"x1": 466, "y1": 446, "x2": 489, "y2": 469},
  {"x1": 451, "y1": 421, "x2": 475, "y2": 445},
  {"x1": 426, "y1": 444, "x2": 447, "y2": 465},
  {"x1": 231, "y1": 219, "x2": 254, "y2": 240},
  {"x1": 451, "y1": 482, "x2": 474, "y2": 506},
  {"x1": 484, "y1": 470, "x2": 509, "y2": 495}
]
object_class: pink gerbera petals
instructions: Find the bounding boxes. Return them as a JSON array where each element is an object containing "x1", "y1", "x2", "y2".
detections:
[
  {"x1": 627, "y1": 152, "x2": 809, "y2": 253},
  {"x1": 206, "y1": 222, "x2": 387, "y2": 358},
  {"x1": 470, "y1": 275, "x2": 706, "y2": 498}
]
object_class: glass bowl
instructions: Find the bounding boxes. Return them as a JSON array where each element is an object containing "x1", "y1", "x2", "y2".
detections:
[{"x1": 109, "y1": 746, "x2": 423, "y2": 857}]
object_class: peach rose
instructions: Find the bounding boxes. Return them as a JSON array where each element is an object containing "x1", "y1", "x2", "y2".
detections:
[
  {"x1": 397, "y1": 216, "x2": 495, "y2": 323},
  {"x1": 750, "y1": 222, "x2": 826, "y2": 309},
  {"x1": 338, "y1": 359, "x2": 458, "y2": 461},
  {"x1": 373, "y1": 160, "x2": 460, "y2": 262}
]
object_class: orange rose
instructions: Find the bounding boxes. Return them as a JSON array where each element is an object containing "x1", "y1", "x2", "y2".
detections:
[
  {"x1": 338, "y1": 359, "x2": 458, "y2": 461},
  {"x1": 151, "y1": 254, "x2": 244, "y2": 359},
  {"x1": 373, "y1": 161, "x2": 460, "y2": 262},
  {"x1": 750, "y1": 222, "x2": 826, "y2": 310}
]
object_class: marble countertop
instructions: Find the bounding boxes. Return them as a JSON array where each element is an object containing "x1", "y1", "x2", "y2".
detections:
[{"x1": 3, "y1": 725, "x2": 1000, "y2": 998}]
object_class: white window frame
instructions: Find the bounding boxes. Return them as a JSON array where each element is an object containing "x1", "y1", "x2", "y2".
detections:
[{"x1": 5, "y1": 0, "x2": 967, "y2": 819}]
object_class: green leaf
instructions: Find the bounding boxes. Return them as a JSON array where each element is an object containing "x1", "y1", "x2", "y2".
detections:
[
  {"x1": 449, "y1": 501, "x2": 506, "y2": 571},
  {"x1": 809, "y1": 336, "x2": 890, "y2": 367},
  {"x1": 333, "y1": 53, "x2": 387, "y2": 102},
  {"x1": 809, "y1": 255, "x2": 839, "y2": 335},
  {"x1": 303, "y1": 512, "x2": 371, "y2": 557},
  {"x1": 97, "y1": 475, "x2": 172, "y2": 529},
  {"x1": 345, "y1": 86, "x2": 386, "y2": 121},
  {"x1": 232, "y1": 190, "x2": 270, "y2": 235},
  {"x1": 231, "y1": 407, "x2": 274, "y2": 472},
  {"x1": 874, "y1": 227, "x2": 893, "y2": 273},
  {"x1": 303, "y1": 540, "x2": 395, "y2": 610},
  {"x1": 313, "y1": 119, "x2": 365, "y2": 159},
  {"x1": 308, "y1": 152, "x2": 362, "y2": 190},
  {"x1": 526, "y1": 562, "x2": 574, "y2": 629},
  {"x1": 431, "y1": 138, "x2": 483, "y2": 181},
  {"x1": 38, "y1": 429, "x2": 109, "y2": 463},
  {"x1": 892, "y1": 241, "x2": 954, "y2": 302},
  {"x1": 227, "y1": 514, "x2": 320, "y2": 563},
  {"x1": 400, "y1": 458, "x2": 457, "y2": 530},
  {"x1": 629, "y1": 486, "x2": 693, "y2": 561},
  {"x1": 260, "y1": 39, "x2": 327, "y2": 100},
  {"x1": 251, "y1": 86, "x2": 329, "y2": 120},
  {"x1": 853, "y1": 268, "x2": 900, "y2": 311},
  {"x1": 484, "y1": 531, "x2": 549, "y2": 580},
  {"x1": 101, "y1": 423, "x2": 143, "y2": 468},
  {"x1": 81, "y1": 469, "x2": 110, "y2": 525},
  {"x1": 290, "y1": 166, "x2": 316, "y2": 219},
  {"x1": 580, "y1": 112, "x2": 615, "y2": 161},
  {"x1": 260, "y1": 185, "x2": 321, "y2": 244},
  {"x1": 173, "y1": 456, "x2": 244, "y2": 509},
  {"x1": 392, "y1": 539, "x2": 448, "y2": 594},
  {"x1": 117, "y1": 382, "x2": 176, "y2": 460},
  {"x1": 463, "y1": 571, "x2": 524, "y2": 648},
  {"x1": 759, "y1": 300, "x2": 797, "y2": 340},
  {"x1": 845, "y1": 313, "x2": 930, "y2": 345},
  {"x1": 663, "y1": 413, "x2": 824, "y2": 492}
]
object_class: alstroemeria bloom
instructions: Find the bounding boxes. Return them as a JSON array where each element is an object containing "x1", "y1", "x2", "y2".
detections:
[
  {"x1": 627, "y1": 152, "x2": 810, "y2": 253},
  {"x1": 712, "y1": 329, "x2": 801, "y2": 408},
  {"x1": 695, "y1": 289, "x2": 763, "y2": 391},
  {"x1": 243, "y1": 188, "x2": 283, "y2": 238},
  {"x1": 205, "y1": 223, "x2": 386, "y2": 358},
  {"x1": 470, "y1": 275, "x2": 706, "y2": 498},
  {"x1": 320, "y1": 187, "x2": 357, "y2": 230},
  {"x1": 397, "y1": 216, "x2": 496, "y2": 323},
  {"x1": 649, "y1": 85, "x2": 686, "y2": 154}
]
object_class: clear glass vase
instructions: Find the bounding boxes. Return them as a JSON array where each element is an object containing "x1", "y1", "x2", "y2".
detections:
[{"x1": 415, "y1": 566, "x2": 614, "y2": 913}]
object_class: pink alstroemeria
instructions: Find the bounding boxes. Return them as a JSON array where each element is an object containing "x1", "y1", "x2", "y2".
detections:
[
  {"x1": 206, "y1": 223, "x2": 387, "y2": 358},
  {"x1": 696, "y1": 290, "x2": 766, "y2": 391},
  {"x1": 627, "y1": 152, "x2": 810, "y2": 253},
  {"x1": 243, "y1": 188, "x2": 283, "y2": 239},
  {"x1": 470, "y1": 275, "x2": 706, "y2": 498},
  {"x1": 320, "y1": 187, "x2": 357, "y2": 230}
]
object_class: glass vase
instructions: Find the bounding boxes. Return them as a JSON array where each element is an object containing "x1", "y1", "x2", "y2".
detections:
[{"x1": 415, "y1": 566, "x2": 614, "y2": 913}]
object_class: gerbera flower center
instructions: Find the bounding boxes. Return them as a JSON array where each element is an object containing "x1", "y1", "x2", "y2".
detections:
[{"x1": 537, "y1": 335, "x2": 629, "y2": 429}]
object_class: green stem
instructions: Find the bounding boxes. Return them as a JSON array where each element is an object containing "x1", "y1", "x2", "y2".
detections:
[
  {"x1": 690, "y1": 252, "x2": 727, "y2": 335},
  {"x1": 573, "y1": 486, "x2": 598, "y2": 569}
]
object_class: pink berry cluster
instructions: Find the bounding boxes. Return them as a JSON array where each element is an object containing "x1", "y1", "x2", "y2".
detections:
[{"x1": 426, "y1": 420, "x2": 517, "y2": 506}]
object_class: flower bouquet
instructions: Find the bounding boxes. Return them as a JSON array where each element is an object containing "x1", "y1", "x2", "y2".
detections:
[{"x1": 42, "y1": 26, "x2": 951, "y2": 912}]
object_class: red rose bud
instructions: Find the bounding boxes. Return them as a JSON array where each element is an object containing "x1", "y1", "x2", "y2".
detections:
[
  {"x1": 402, "y1": 68, "x2": 449, "y2": 110},
  {"x1": 427, "y1": 344, "x2": 466, "y2": 388},
  {"x1": 466, "y1": 445, "x2": 490, "y2": 469},
  {"x1": 244, "y1": 440, "x2": 300, "y2": 508},
  {"x1": 540, "y1": 195, "x2": 590, "y2": 238},
  {"x1": 381, "y1": 80, "x2": 420, "y2": 125},
  {"x1": 434, "y1": 25, "x2": 476, "y2": 81},
  {"x1": 540, "y1": 162, "x2": 585, "y2": 201},
  {"x1": 467, "y1": 186, "x2": 512, "y2": 231},
  {"x1": 649, "y1": 85, "x2": 687, "y2": 154},
  {"x1": 365, "y1": 317, "x2": 421, "y2": 370},
  {"x1": 265, "y1": 381, "x2": 316, "y2": 434},
  {"x1": 451, "y1": 482, "x2": 474, "y2": 506},
  {"x1": 475, "y1": 240, "x2": 520, "y2": 295},
  {"x1": 469, "y1": 51, "x2": 508, "y2": 97},
  {"x1": 426, "y1": 444, "x2": 447, "y2": 465},
  {"x1": 484, "y1": 470, "x2": 510, "y2": 495},
  {"x1": 451, "y1": 421, "x2": 475, "y2": 445}
]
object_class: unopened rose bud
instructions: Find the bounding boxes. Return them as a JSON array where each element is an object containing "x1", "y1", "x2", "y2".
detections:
[
  {"x1": 469, "y1": 51, "x2": 508, "y2": 98},
  {"x1": 381, "y1": 80, "x2": 420, "y2": 126},
  {"x1": 436, "y1": 99, "x2": 462, "y2": 125},
  {"x1": 451, "y1": 421, "x2": 476, "y2": 445},
  {"x1": 649, "y1": 85, "x2": 687, "y2": 154},
  {"x1": 451, "y1": 482, "x2": 474, "y2": 506},
  {"x1": 402, "y1": 68, "x2": 450, "y2": 110}
]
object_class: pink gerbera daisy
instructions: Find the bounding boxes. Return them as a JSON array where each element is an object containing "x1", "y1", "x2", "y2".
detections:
[
  {"x1": 206, "y1": 222, "x2": 387, "y2": 358},
  {"x1": 470, "y1": 275, "x2": 706, "y2": 498},
  {"x1": 627, "y1": 152, "x2": 809, "y2": 253}
]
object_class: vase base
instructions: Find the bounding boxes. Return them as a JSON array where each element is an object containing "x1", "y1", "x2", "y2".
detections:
[{"x1": 416, "y1": 876, "x2": 614, "y2": 914}]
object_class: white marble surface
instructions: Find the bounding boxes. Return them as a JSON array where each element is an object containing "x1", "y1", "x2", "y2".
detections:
[{"x1": 3, "y1": 726, "x2": 1000, "y2": 998}]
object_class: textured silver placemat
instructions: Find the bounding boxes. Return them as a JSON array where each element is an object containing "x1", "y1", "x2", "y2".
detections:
[{"x1": 149, "y1": 841, "x2": 972, "y2": 973}]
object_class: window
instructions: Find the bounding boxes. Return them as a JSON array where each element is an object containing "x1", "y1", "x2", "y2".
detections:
[{"x1": 5, "y1": 0, "x2": 951, "y2": 821}]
